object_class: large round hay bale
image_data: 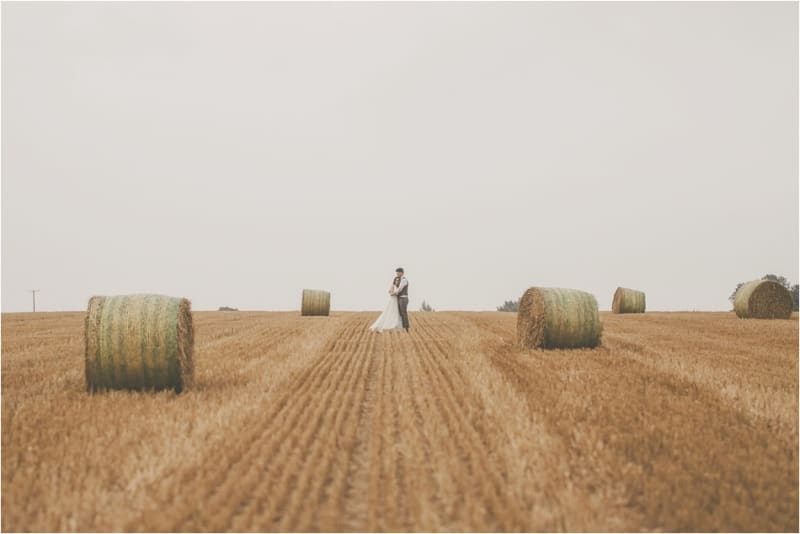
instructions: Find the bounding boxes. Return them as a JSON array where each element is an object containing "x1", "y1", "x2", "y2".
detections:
[
  {"x1": 85, "y1": 294, "x2": 194, "y2": 392},
  {"x1": 301, "y1": 289, "x2": 330, "y2": 316},
  {"x1": 517, "y1": 287, "x2": 602, "y2": 349},
  {"x1": 733, "y1": 280, "x2": 793, "y2": 319},
  {"x1": 612, "y1": 287, "x2": 646, "y2": 314}
]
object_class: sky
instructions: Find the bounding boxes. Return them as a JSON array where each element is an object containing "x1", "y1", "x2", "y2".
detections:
[{"x1": 2, "y1": 1, "x2": 798, "y2": 312}]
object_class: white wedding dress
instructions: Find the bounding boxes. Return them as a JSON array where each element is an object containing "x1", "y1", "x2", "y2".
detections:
[{"x1": 369, "y1": 293, "x2": 403, "y2": 332}]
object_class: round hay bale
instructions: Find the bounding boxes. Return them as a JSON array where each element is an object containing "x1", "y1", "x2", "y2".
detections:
[
  {"x1": 517, "y1": 287, "x2": 602, "y2": 349},
  {"x1": 612, "y1": 287, "x2": 646, "y2": 314},
  {"x1": 85, "y1": 294, "x2": 194, "y2": 392},
  {"x1": 733, "y1": 280, "x2": 793, "y2": 319},
  {"x1": 301, "y1": 289, "x2": 330, "y2": 316}
]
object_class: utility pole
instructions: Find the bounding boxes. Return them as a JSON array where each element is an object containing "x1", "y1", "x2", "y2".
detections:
[{"x1": 31, "y1": 289, "x2": 39, "y2": 312}]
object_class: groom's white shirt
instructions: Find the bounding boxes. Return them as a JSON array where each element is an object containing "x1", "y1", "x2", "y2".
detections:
[{"x1": 395, "y1": 277, "x2": 408, "y2": 297}]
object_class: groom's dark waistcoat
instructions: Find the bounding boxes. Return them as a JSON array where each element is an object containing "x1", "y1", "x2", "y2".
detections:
[{"x1": 397, "y1": 279, "x2": 409, "y2": 298}]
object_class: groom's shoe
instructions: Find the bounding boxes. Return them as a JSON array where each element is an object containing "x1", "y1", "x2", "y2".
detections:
[{"x1": 405, "y1": 328, "x2": 409, "y2": 333}]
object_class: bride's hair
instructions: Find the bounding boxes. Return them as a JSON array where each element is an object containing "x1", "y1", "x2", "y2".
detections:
[{"x1": 393, "y1": 276, "x2": 401, "y2": 287}]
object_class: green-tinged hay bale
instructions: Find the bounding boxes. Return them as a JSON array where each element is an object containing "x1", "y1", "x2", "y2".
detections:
[
  {"x1": 85, "y1": 294, "x2": 194, "y2": 392},
  {"x1": 733, "y1": 280, "x2": 793, "y2": 319},
  {"x1": 301, "y1": 289, "x2": 330, "y2": 316},
  {"x1": 612, "y1": 287, "x2": 646, "y2": 314},
  {"x1": 517, "y1": 287, "x2": 602, "y2": 349}
]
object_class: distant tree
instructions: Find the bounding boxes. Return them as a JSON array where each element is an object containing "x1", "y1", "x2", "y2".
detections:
[
  {"x1": 729, "y1": 283, "x2": 745, "y2": 304},
  {"x1": 729, "y1": 274, "x2": 798, "y2": 311},
  {"x1": 763, "y1": 274, "x2": 791, "y2": 287},
  {"x1": 218, "y1": 306, "x2": 239, "y2": 312},
  {"x1": 420, "y1": 300, "x2": 435, "y2": 312},
  {"x1": 497, "y1": 299, "x2": 519, "y2": 312}
]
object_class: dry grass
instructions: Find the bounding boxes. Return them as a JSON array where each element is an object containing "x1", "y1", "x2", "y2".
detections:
[{"x1": 2, "y1": 310, "x2": 797, "y2": 532}]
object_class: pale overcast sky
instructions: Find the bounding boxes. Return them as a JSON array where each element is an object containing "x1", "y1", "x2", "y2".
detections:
[{"x1": 2, "y1": 1, "x2": 797, "y2": 312}]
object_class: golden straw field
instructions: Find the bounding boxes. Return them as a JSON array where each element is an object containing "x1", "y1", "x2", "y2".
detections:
[{"x1": 2, "y1": 310, "x2": 798, "y2": 532}]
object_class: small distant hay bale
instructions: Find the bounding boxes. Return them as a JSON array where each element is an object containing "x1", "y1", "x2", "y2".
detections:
[
  {"x1": 301, "y1": 289, "x2": 330, "y2": 316},
  {"x1": 612, "y1": 287, "x2": 646, "y2": 314},
  {"x1": 733, "y1": 280, "x2": 793, "y2": 319},
  {"x1": 85, "y1": 294, "x2": 194, "y2": 392},
  {"x1": 517, "y1": 287, "x2": 602, "y2": 349}
]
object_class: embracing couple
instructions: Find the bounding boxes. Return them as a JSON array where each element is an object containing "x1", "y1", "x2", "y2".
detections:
[{"x1": 369, "y1": 267, "x2": 410, "y2": 333}]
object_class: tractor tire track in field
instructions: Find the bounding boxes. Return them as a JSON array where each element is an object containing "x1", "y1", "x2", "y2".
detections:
[
  {"x1": 270, "y1": 320, "x2": 375, "y2": 532},
  {"x1": 341, "y1": 325, "x2": 408, "y2": 531},
  {"x1": 380, "y1": 331, "x2": 411, "y2": 531},
  {"x1": 482, "y1": 319, "x2": 798, "y2": 532},
  {"x1": 137, "y1": 313, "x2": 533, "y2": 531},
  {"x1": 131, "y1": 315, "x2": 377, "y2": 532},
  {"x1": 601, "y1": 320, "x2": 798, "y2": 434},
  {"x1": 406, "y1": 315, "x2": 526, "y2": 531}
]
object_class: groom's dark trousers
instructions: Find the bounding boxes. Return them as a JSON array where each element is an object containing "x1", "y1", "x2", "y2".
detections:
[{"x1": 398, "y1": 297, "x2": 410, "y2": 330}]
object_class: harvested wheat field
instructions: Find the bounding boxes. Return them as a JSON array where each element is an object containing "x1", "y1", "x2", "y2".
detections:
[{"x1": 2, "y1": 310, "x2": 798, "y2": 532}]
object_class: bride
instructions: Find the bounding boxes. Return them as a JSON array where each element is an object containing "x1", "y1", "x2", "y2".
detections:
[{"x1": 369, "y1": 274, "x2": 404, "y2": 332}]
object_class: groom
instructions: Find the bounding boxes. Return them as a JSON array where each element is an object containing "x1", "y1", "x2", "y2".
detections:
[{"x1": 392, "y1": 267, "x2": 410, "y2": 332}]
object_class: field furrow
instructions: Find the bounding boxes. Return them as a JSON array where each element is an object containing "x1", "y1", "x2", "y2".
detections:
[
  {"x1": 338, "y1": 330, "x2": 386, "y2": 531},
  {"x1": 379, "y1": 332, "x2": 409, "y2": 530},
  {"x1": 277, "y1": 324, "x2": 375, "y2": 531},
  {"x1": 150, "y1": 317, "x2": 366, "y2": 531},
  {"x1": 401, "y1": 332, "x2": 453, "y2": 530},
  {"x1": 414, "y1": 317, "x2": 528, "y2": 530},
  {"x1": 481, "y1": 314, "x2": 798, "y2": 532}
]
